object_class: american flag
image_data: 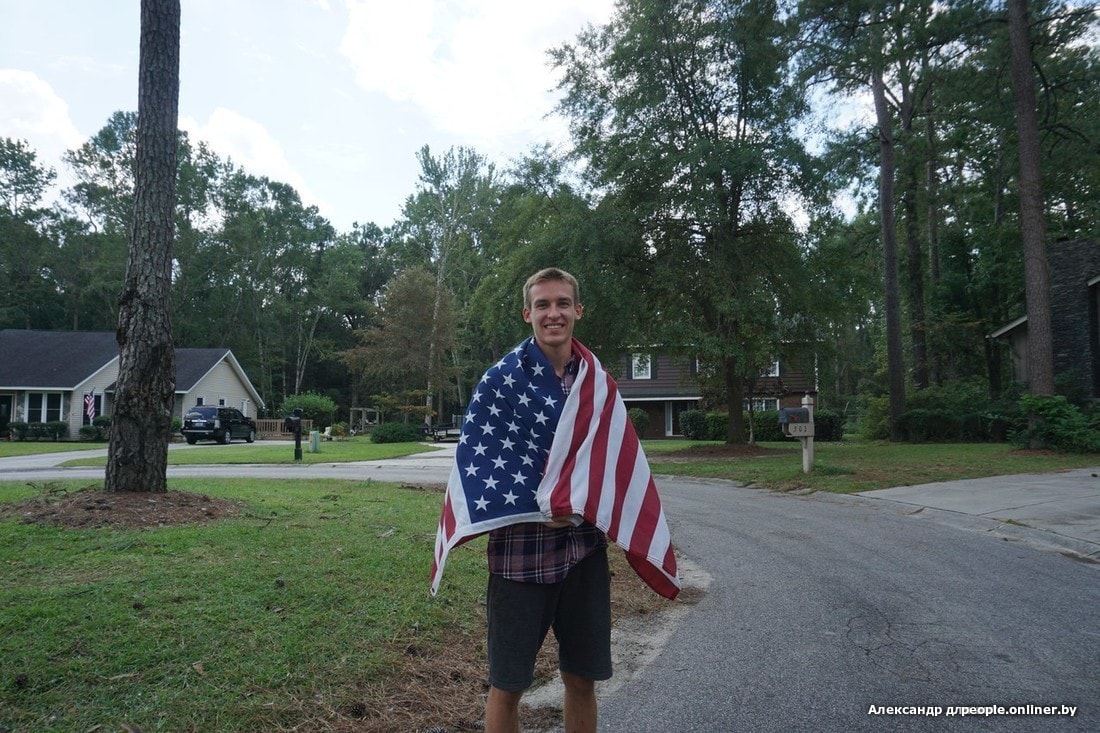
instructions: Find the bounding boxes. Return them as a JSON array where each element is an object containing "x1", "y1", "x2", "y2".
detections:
[
  {"x1": 84, "y1": 393, "x2": 96, "y2": 421},
  {"x1": 430, "y1": 337, "x2": 680, "y2": 600}
]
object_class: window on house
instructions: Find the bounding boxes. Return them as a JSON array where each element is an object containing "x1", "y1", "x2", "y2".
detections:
[
  {"x1": 27, "y1": 393, "x2": 63, "y2": 422},
  {"x1": 195, "y1": 396, "x2": 205, "y2": 406},
  {"x1": 218, "y1": 397, "x2": 226, "y2": 406},
  {"x1": 760, "y1": 360, "x2": 780, "y2": 378},
  {"x1": 631, "y1": 353, "x2": 652, "y2": 380},
  {"x1": 744, "y1": 397, "x2": 779, "y2": 412}
]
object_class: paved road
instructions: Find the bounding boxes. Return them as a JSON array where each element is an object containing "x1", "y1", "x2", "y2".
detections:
[{"x1": 597, "y1": 477, "x2": 1098, "y2": 732}]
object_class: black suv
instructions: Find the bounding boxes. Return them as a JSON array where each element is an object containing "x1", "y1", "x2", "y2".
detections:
[{"x1": 182, "y1": 406, "x2": 256, "y2": 445}]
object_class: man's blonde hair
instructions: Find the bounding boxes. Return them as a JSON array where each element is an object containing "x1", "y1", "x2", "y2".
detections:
[{"x1": 523, "y1": 267, "x2": 580, "y2": 310}]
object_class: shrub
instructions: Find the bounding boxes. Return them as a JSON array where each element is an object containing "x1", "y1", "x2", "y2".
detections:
[
  {"x1": 857, "y1": 396, "x2": 891, "y2": 440},
  {"x1": 748, "y1": 410, "x2": 785, "y2": 442},
  {"x1": 27, "y1": 422, "x2": 46, "y2": 440},
  {"x1": 1013, "y1": 395, "x2": 1100, "y2": 453},
  {"x1": 813, "y1": 408, "x2": 845, "y2": 442},
  {"x1": 704, "y1": 412, "x2": 727, "y2": 441},
  {"x1": 8, "y1": 421, "x2": 28, "y2": 441},
  {"x1": 627, "y1": 408, "x2": 650, "y2": 437},
  {"x1": 680, "y1": 410, "x2": 708, "y2": 440},
  {"x1": 79, "y1": 425, "x2": 101, "y2": 441},
  {"x1": 369, "y1": 422, "x2": 424, "y2": 444},
  {"x1": 281, "y1": 392, "x2": 337, "y2": 426},
  {"x1": 45, "y1": 420, "x2": 69, "y2": 441}
]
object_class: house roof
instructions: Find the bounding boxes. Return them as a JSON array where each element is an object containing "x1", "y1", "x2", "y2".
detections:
[
  {"x1": 0, "y1": 330, "x2": 118, "y2": 389},
  {"x1": 989, "y1": 315, "x2": 1028, "y2": 340},
  {"x1": 0, "y1": 330, "x2": 264, "y2": 408}
]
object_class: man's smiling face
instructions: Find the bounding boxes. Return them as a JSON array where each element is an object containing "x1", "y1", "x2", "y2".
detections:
[{"x1": 523, "y1": 279, "x2": 582, "y2": 351}]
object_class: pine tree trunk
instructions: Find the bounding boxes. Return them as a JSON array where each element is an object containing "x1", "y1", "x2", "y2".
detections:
[
  {"x1": 1007, "y1": 0, "x2": 1054, "y2": 397},
  {"x1": 873, "y1": 71, "x2": 907, "y2": 441},
  {"x1": 105, "y1": 0, "x2": 180, "y2": 494}
]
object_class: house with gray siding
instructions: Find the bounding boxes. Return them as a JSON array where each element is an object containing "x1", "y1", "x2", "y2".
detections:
[{"x1": 0, "y1": 330, "x2": 264, "y2": 439}]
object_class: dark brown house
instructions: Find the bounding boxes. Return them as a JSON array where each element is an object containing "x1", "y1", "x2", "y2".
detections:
[
  {"x1": 615, "y1": 350, "x2": 818, "y2": 438},
  {"x1": 989, "y1": 238, "x2": 1100, "y2": 400}
]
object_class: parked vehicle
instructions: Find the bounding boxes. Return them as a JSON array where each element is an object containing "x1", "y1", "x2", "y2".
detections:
[{"x1": 182, "y1": 406, "x2": 256, "y2": 445}]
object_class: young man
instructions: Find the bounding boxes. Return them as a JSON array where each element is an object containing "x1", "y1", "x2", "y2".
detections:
[
  {"x1": 483, "y1": 267, "x2": 610, "y2": 733},
  {"x1": 431, "y1": 266, "x2": 679, "y2": 732}
]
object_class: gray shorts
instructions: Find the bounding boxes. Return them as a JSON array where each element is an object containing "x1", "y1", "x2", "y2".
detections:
[{"x1": 486, "y1": 547, "x2": 612, "y2": 692}]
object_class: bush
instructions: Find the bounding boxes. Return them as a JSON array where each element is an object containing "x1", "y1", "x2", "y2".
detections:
[
  {"x1": 813, "y1": 408, "x2": 845, "y2": 442},
  {"x1": 79, "y1": 425, "x2": 102, "y2": 442},
  {"x1": 369, "y1": 422, "x2": 424, "y2": 444},
  {"x1": 281, "y1": 392, "x2": 337, "y2": 426},
  {"x1": 627, "y1": 408, "x2": 650, "y2": 437},
  {"x1": 27, "y1": 422, "x2": 46, "y2": 440},
  {"x1": 45, "y1": 421, "x2": 69, "y2": 441},
  {"x1": 748, "y1": 410, "x2": 785, "y2": 442},
  {"x1": 7, "y1": 421, "x2": 28, "y2": 441},
  {"x1": 680, "y1": 410, "x2": 708, "y2": 440},
  {"x1": 1013, "y1": 395, "x2": 1100, "y2": 453},
  {"x1": 857, "y1": 396, "x2": 891, "y2": 440}
]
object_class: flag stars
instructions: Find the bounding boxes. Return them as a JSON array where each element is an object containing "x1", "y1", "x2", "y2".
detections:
[
  {"x1": 484, "y1": 476, "x2": 499, "y2": 491},
  {"x1": 501, "y1": 437, "x2": 516, "y2": 452},
  {"x1": 502, "y1": 490, "x2": 519, "y2": 505},
  {"x1": 473, "y1": 443, "x2": 488, "y2": 456},
  {"x1": 502, "y1": 373, "x2": 516, "y2": 388},
  {"x1": 511, "y1": 471, "x2": 528, "y2": 485},
  {"x1": 480, "y1": 422, "x2": 496, "y2": 436},
  {"x1": 492, "y1": 456, "x2": 507, "y2": 470},
  {"x1": 506, "y1": 420, "x2": 520, "y2": 434},
  {"x1": 517, "y1": 393, "x2": 531, "y2": 407},
  {"x1": 534, "y1": 411, "x2": 549, "y2": 425},
  {"x1": 475, "y1": 496, "x2": 490, "y2": 511},
  {"x1": 464, "y1": 464, "x2": 479, "y2": 477},
  {"x1": 532, "y1": 363, "x2": 545, "y2": 376},
  {"x1": 543, "y1": 395, "x2": 558, "y2": 408},
  {"x1": 487, "y1": 403, "x2": 502, "y2": 417}
]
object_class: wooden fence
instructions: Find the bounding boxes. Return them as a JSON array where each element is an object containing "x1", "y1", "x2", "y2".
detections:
[{"x1": 254, "y1": 418, "x2": 313, "y2": 439}]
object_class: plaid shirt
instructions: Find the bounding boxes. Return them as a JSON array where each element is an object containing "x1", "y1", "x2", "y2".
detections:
[{"x1": 486, "y1": 351, "x2": 608, "y2": 583}]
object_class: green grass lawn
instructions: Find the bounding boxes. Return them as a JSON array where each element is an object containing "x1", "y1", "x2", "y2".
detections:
[
  {"x1": 54, "y1": 437, "x2": 441, "y2": 466},
  {"x1": 644, "y1": 439, "x2": 1100, "y2": 493},
  {"x1": 0, "y1": 477, "x2": 487, "y2": 732},
  {"x1": 0, "y1": 441, "x2": 108, "y2": 457}
]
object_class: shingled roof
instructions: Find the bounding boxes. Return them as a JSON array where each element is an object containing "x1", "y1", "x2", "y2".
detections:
[
  {"x1": 0, "y1": 330, "x2": 118, "y2": 389},
  {"x1": 0, "y1": 331, "x2": 262, "y2": 407}
]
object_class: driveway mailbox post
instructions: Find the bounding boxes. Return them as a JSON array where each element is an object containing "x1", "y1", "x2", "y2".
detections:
[
  {"x1": 283, "y1": 409, "x2": 303, "y2": 463},
  {"x1": 778, "y1": 394, "x2": 815, "y2": 473}
]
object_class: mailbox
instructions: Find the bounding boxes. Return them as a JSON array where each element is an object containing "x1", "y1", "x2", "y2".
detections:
[{"x1": 778, "y1": 407, "x2": 814, "y2": 437}]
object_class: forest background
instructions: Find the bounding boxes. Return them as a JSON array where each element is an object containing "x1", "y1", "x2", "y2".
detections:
[{"x1": 1, "y1": 0, "x2": 1097, "y2": 444}]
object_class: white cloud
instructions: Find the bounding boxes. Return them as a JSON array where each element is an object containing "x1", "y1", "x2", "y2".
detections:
[
  {"x1": 338, "y1": 0, "x2": 614, "y2": 153},
  {"x1": 0, "y1": 69, "x2": 84, "y2": 164},
  {"x1": 181, "y1": 107, "x2": 327, "y2": 212}
]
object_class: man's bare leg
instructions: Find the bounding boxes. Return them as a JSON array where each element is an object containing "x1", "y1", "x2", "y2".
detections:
[
  {"x1": 485, "y1": 685, "x2": 523, "y2": 733},
  {"x1": 560, "y1": 671, "x2": 597, "y2": 733}
]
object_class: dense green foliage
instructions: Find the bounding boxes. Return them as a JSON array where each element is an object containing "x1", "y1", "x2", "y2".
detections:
[
  {"x1": 1, "y1": 1, "x2": 1097, "y2": 447},
  {"x1": 280, "y1": 391, "x2": 337, "y2": 426}
]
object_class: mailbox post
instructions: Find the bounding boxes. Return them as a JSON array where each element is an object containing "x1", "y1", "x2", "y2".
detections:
[
  {"x1": 778, "y1": 394, "x2": 815, "y2": 473},
  {"x1": 283, "y1": 408, "x2": 303, "y2": 463}
]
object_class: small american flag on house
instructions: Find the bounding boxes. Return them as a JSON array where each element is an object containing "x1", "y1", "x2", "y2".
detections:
[
  {"x1": 84, "y1": 393, "x2": 96, "y2": 421},
  {"x1": 431, "y1": 337, "x2": 680, "y2": 600}
]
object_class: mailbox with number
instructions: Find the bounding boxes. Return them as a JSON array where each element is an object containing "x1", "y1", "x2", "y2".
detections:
[{"x1": 778, "y1": 407, "x2": 814, "y2": 437}]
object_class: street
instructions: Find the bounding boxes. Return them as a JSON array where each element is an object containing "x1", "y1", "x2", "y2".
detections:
[{"x1": 597, "y1": 477, "x2": 1098, "y2": 732}]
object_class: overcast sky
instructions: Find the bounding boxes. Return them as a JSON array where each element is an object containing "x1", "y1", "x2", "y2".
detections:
[{"x1": 0, "y1": 0, "x2": 616, "y2": 232}]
